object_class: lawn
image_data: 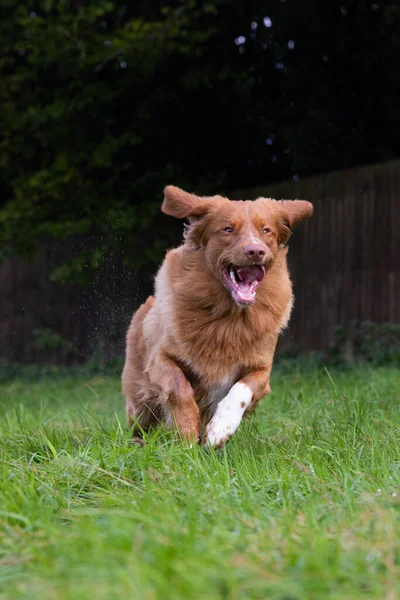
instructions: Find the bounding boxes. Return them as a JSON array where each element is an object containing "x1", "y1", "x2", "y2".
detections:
[{"x1": 0, "y1": 363, "x2": 400, "y2": 599}]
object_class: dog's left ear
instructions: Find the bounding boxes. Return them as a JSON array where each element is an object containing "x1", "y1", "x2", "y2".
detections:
[
  {"x1": 279, "y1": 200, "x2": 314, "y2": 228},
  {"x1": 276, "y1": 200, "x2": 313, "y2": 247},
  {"x1": 162, "y1": 186, "x2": 211, "y2": 219}
]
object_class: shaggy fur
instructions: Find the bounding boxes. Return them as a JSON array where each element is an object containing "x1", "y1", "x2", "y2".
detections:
[{"x1": 122, "y1": 186, "x2": 313, "y2": 447}]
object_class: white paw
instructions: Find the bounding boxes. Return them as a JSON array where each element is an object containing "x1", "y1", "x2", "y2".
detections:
[
  {"x1": 206, "y1": 413, "x2": 238, "y2": 448},
  {"x1": 205, "y1": 382, "x2": 252, "y2": 448}
]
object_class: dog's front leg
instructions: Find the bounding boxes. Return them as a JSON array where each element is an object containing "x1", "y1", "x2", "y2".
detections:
[
  {"x1": 205, "y1": 368, "x2": 271, "y2": 448},
  {"x1": 146, "y1": 352, "x2": 200, "y2": 442}
]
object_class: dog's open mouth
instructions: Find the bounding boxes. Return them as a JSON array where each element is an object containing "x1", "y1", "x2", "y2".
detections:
[{"x1": 222, "y1": 264, "x2": 265, "y2": 306}]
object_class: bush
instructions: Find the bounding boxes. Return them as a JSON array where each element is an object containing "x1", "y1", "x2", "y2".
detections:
[{"x1": 329, "y1": 321, "x2": 400, "y2": 366}]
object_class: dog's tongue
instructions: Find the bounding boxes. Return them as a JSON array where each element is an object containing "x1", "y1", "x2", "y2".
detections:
[{"x1": 236, "y1": 265, "x2": 265, "y2": 284}]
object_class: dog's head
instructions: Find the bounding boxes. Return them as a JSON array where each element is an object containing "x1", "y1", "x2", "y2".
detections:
[{"x1": 163, "y1": 186, "x2": 313, "y2": 307}]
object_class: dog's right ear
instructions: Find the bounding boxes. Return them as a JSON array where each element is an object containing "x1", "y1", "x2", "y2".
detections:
[{"x1": 162, "y1": 186, "x2": 210, "y2": 219}]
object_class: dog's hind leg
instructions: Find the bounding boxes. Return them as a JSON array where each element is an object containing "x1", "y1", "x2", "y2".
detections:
[
  {"x1": 145, "y1": 352, "x2": 200, "y2": 442},
  {"x1": 125, "y1": 392, "x2": 162, "y2": 437}
]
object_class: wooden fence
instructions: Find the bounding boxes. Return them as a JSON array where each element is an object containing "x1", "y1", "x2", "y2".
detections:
[{"x1": 1, "y1": 158, "x2": 399, "y2": 362}]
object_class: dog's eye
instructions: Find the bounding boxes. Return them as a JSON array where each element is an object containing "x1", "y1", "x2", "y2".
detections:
[
  {"x1": 223, "y1": 227, "x2": 233, "y2": 233},
  {"x1": 263, "y1": 227, "x2": 271, "y2": 234}
]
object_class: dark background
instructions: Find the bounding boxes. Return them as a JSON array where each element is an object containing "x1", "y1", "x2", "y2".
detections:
[{"x1": 1, "y1": 1, "x2": 399, "y2": 363}]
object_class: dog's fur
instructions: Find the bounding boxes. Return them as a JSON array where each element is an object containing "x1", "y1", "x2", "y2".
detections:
[{"x1": 122, "y1": 186, "x2": 313, "y2": 447}]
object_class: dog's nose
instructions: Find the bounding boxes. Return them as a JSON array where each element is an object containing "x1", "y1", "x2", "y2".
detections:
[{"x1": 243, "y1": 244, "x2": 266, "y2": 260}]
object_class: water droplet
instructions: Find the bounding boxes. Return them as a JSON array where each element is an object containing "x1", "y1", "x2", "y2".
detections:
[
  {"x1": 29, "y1": 11, "x2": 37, "y2": 18},
  {"x1": 120, "y1": 61, "x2": 127, "y2": 69},
  {"x1": 288, "y1": 40, "x2": 295, "y2": 50},
  {"x1": 250, "y1": 21, "x2": 258, "y2": 31},
  {"x1": 263, "y1": 17, "x2": 273, "y2": 28}
]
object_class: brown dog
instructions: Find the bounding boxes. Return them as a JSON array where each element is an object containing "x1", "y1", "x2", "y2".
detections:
[{"x1": 122, "y1": 186, "x2": 313, "y2": 447}]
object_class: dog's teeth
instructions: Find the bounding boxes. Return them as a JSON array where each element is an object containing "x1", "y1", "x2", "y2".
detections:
[{"x1": 229, "y1": 269, "x2": 236, "y2": 284}]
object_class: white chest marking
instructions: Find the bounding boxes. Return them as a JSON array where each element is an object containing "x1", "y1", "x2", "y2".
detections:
[{"x1": 206, "y1": 382, "x2": 252, "y2": 448}]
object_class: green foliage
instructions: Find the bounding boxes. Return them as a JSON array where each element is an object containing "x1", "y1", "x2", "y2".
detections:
[
  {"x1": 1, "y1": 366, "x2": 400, "y2": 598},
  {"x1": 0, "y1": 0, "x2": 235, "y2": 273},
  {"x1": 330, "y1": 321, "x2": 400, "y2": 366},
  {"x1": 33, "y1": 328, "x2": 74, "y2": 352}
]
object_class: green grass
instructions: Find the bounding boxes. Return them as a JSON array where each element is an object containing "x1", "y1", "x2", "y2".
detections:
[{"x1": 1, "y1": 363, "x2": 400, "y2": 599}]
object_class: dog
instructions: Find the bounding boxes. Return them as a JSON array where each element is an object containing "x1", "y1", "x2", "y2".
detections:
[{"x1": 122, "y1": 186, "x2": 313, "y2": 447}]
